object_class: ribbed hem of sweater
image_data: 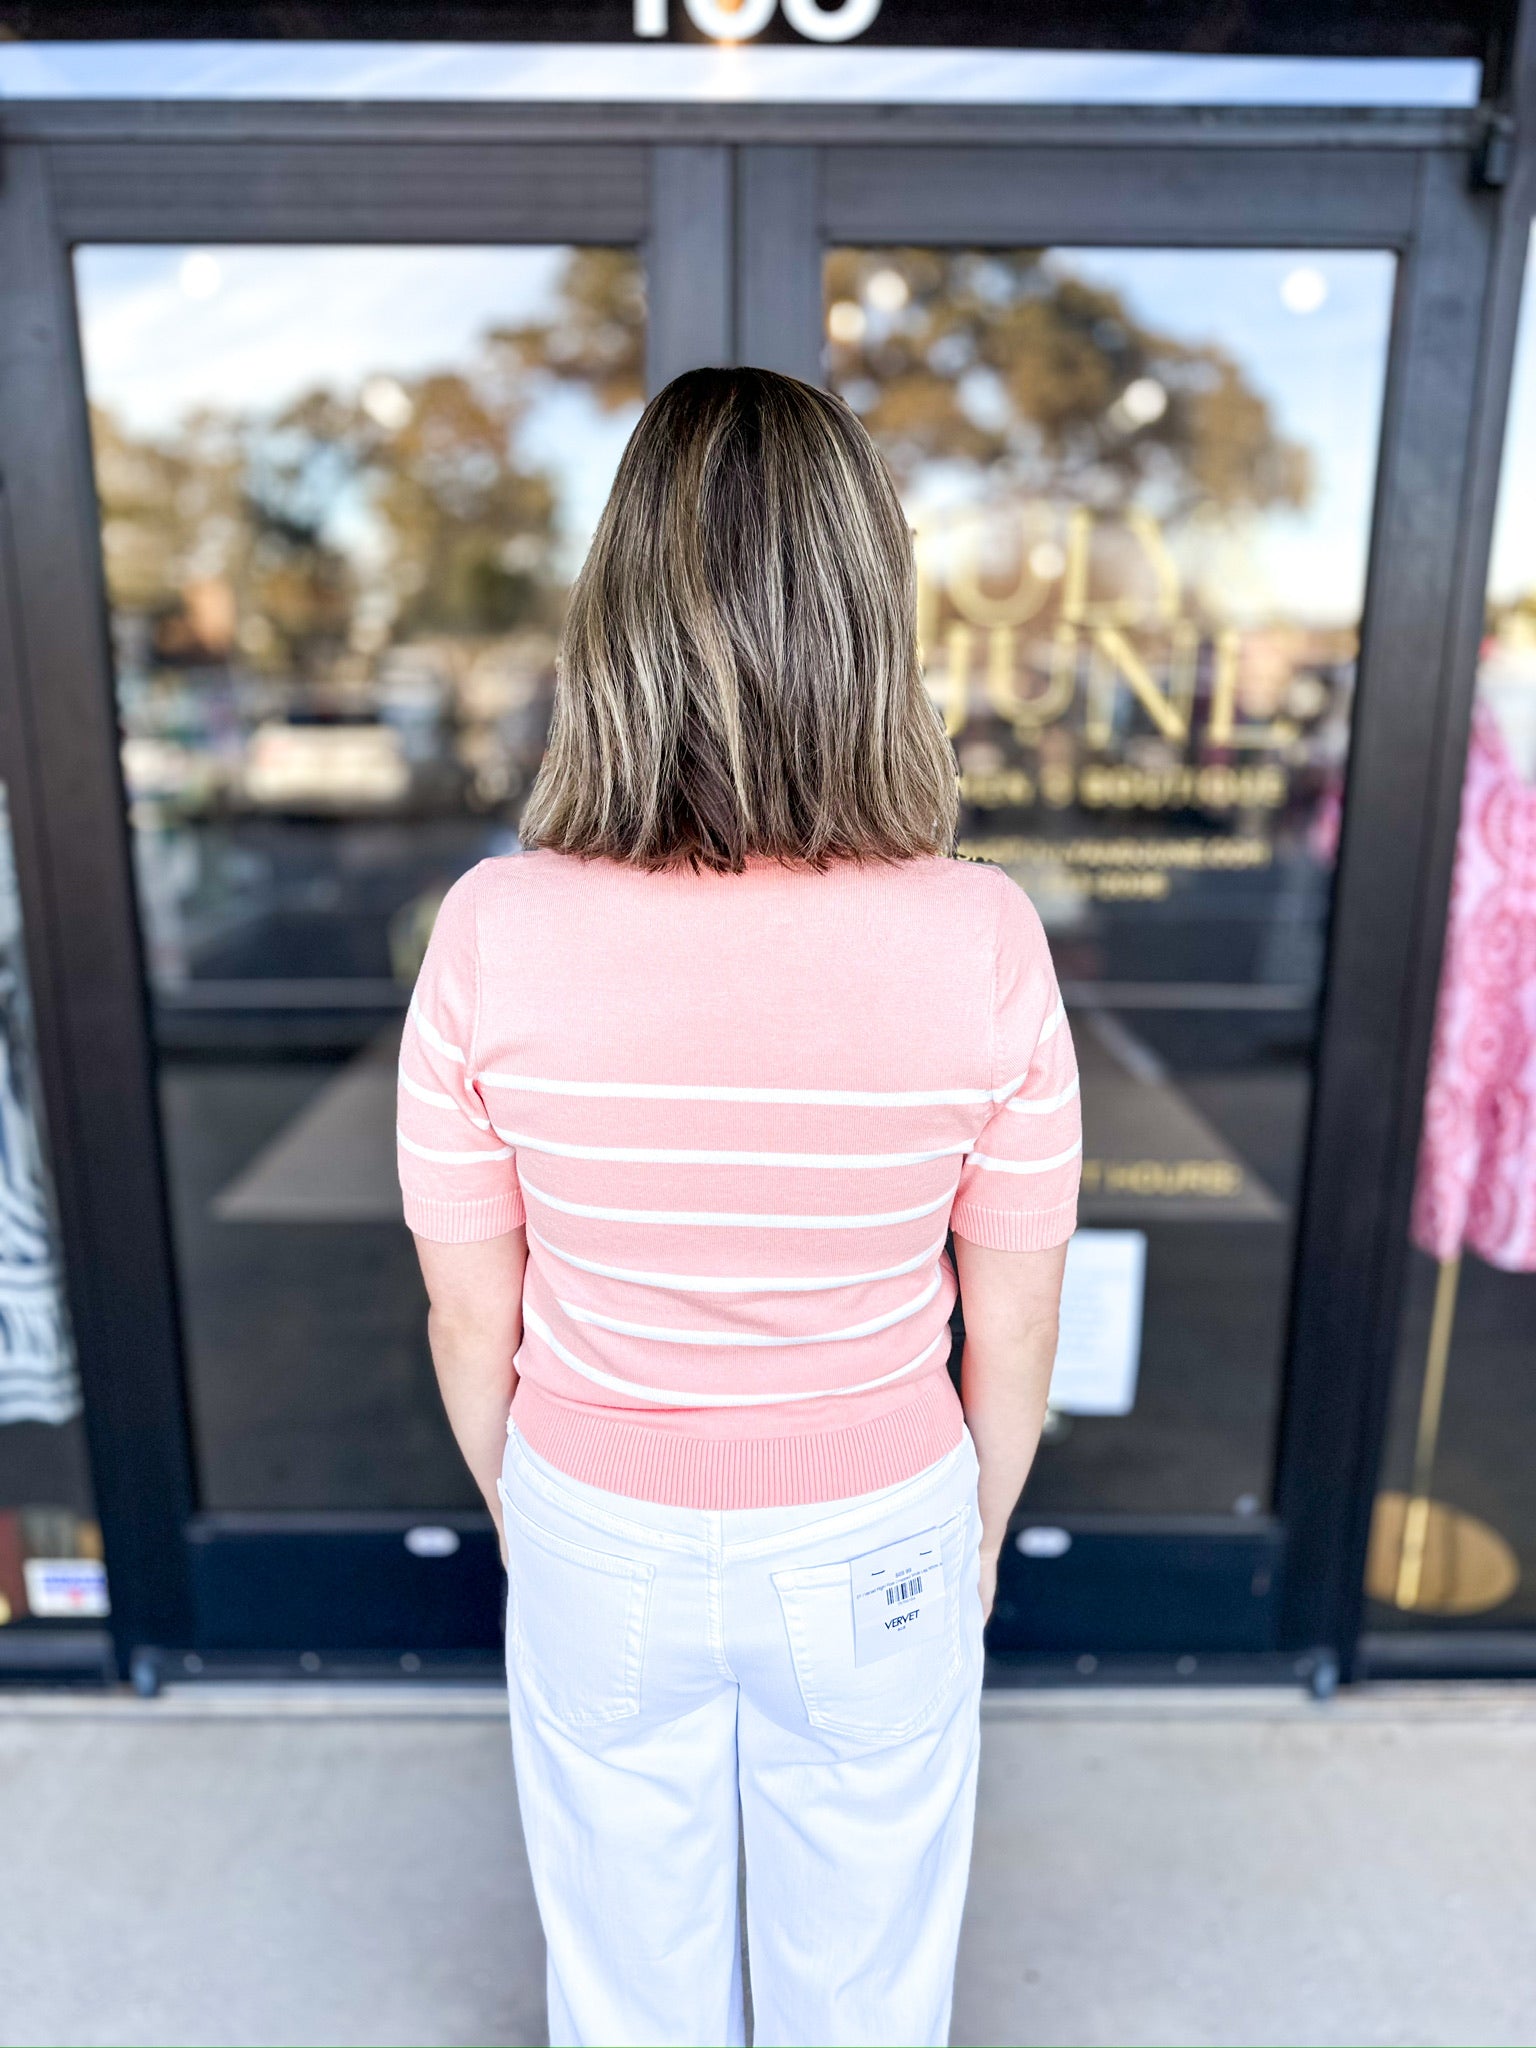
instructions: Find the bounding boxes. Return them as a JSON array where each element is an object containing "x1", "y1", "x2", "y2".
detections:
[
  {"x1": 511, "y1": 1372, "x2": 965, "y2": 1511},
  {"x1": 401, "y1": 1188, "x2": 526, "y2": 1242},
  {"x1": 949, "y1": 1194, "x2": 1078, "y2": 1251}
]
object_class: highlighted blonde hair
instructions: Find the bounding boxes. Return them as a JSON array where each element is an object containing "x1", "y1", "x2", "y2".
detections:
[{"x1": 520, "y1": 366, "x2": 958, "y2": 872}]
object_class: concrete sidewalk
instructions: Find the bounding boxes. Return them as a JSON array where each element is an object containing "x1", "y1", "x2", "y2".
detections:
[{"x1": 2, "y1": 1683, "x2": 1534, "y2": 2047}]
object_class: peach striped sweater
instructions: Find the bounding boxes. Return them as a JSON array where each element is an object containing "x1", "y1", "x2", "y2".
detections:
[{"x1": 397, "y1": 852, "x2": 1080, "y2": 1509}]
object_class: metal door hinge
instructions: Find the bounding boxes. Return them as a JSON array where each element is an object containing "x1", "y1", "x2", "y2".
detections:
[{"x1": 1473, "y1": 107, "x2": 1516, "y2": 189}]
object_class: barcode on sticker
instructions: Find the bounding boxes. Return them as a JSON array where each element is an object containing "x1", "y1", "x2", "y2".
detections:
[{"x1": 851, "y1": 1529, "x2": 944, "y2": 1665}]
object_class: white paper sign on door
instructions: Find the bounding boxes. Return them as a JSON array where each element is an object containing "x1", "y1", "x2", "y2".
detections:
[{"x1": 1049, "y1": 1229, "x2": 1146, "y2": 1416}]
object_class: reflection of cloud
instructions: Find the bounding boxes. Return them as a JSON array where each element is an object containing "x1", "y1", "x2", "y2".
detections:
[
  {"x1": 76, "y1": 246, "x2": 571, "y2": 435},
  {"x1": 75, "y1": 244, "x2": 638, "y2": 580},
  {"x1": 178, "y1": 251, "x2": 223, "y2": 300}
]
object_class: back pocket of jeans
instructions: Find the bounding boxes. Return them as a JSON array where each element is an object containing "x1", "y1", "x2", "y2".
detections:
[
  {"x1": 771, "y1": 1506, "x2": 966, "y2": 1743},
  {"x1": 498, "y1": 1479, "x2": 654, "y2": 1728}
]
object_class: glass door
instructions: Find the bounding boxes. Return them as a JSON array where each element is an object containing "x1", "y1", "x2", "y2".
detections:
[
  {"x1": 825, "y1": 242, "x2": 1393, "y2": 1654},
  {"x1": 730, "y1": 134, "x2": 1501, "y2": 1667},
  {"x1": 0, "y1": 125, "x2": 726, "y2": 1671},
  {"x1": 0, "y1": 115, "x2": 1496, "y2": 1674},
  {"x1": 72, "y1": 240, "x2": 646, "y2": 1662},
  {"x1": 75, "y1": 242, "x2": 644, "y2": 1522}
]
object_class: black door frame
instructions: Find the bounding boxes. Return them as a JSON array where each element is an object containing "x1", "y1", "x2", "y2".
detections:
[
  {"x1": 0, "y1": 93, "x2": 1519, "y2": 1680},
  {"x1": 1354, "y1": 10, "x2": 1536, "y2": 1681}
]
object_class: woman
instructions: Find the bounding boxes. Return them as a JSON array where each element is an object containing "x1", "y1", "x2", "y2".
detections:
[{"x1": 398, "y1": 367, "x2": 1078, "y2": 2048}]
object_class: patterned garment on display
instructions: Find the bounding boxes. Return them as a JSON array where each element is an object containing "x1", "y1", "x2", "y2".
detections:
[
  {"x1": 1412, "y1": 699, "x2": 1536, "y2": 1271},
  {"x1": 0, "y1": 1007, "x2": 78, "y2": 1425},
  {"x1": 0, "y1": 781, "x2": 78, "y2": 1427}
]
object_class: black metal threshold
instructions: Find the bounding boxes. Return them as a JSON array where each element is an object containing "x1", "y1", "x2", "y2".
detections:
[
  {"x1": 122, "y1": 1646, "x2": 509, "y2": 1695},
  {"x1": 1358, "y1": 1630, "x2": 1536, "y2": 1679},
  {"x1": 985, "y1": 1648, "x2": 1339, "y2": 1696},
  {"x1": 0, "y1": 1640, "x2": 1353, "y2": 1697},
  {"x1": 0, "y1": 1627, "x2": 116, "y2": 1685}
]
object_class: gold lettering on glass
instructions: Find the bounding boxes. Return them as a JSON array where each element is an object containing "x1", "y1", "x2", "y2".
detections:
[{"x1": 916, "y1": 503, "x2": 1314, "y2": 761}]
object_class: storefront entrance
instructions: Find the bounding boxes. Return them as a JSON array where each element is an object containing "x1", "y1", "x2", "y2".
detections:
[{"x1": 0, "y1": 99, "x2": 1505, "y2": 1680}]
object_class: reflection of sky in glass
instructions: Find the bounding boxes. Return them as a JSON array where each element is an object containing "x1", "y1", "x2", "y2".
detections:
[
  {"x1": 892, "y1": 248, "x2": 1394, "y2": 631},
  {"x1": 74, "y1": 245, "x2": 639, "y2": 578},
  {"x1": 1487, "y1": 228, "x2": 1536, "y2": 611},
  {"x1": 1062, "y1": 248, "x2": 1395, "y2": 628},
  {"x1": 0, "y1": 42, "x2": 1480, "y2": 106}
]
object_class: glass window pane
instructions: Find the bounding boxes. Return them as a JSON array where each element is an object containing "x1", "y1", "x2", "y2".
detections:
[
  {"x1": 828, "y1": 246, "x2": 1394, "y2": 1516},
  {"x1": 1369, "y1": 227, "x2": 1536, "y2": 1631},
  {"x1": 75, "y1": 244, "x2": 645, "y2": 1512}
]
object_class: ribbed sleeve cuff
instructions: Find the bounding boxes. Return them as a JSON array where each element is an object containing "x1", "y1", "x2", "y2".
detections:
[
  {"x1": 949, "y1": 1194, "x2": 1077, "y2": 1251},
  {"x1": 401, "y1": 1188, "x2": 526, "y2": 1243}
]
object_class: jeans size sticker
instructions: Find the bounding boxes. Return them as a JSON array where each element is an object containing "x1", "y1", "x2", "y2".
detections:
[{"x1": 848, "y1": 1525, "x2": 946, "y2": 1666}]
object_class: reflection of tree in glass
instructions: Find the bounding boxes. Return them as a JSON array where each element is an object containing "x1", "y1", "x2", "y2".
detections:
[
  {"x1": 270, "y1": 376, "x2": 559, "y2": 643},
  {"x1": 485, "y1": 247, "x2": 646, "y2": 415},
  {"x1": 90, "y1": 248, "x2": 646, "y2": 675},
  {"x1": 825, "y1": 248, "x2": 1312, "y2": 521},
  {"x1": 92, "y1": 403, "x2": 358, "y2": 678}
]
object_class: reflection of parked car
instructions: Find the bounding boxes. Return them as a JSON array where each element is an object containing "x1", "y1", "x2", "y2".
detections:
[
  {"x1": 121, "y1": 735, "x2": 222, "y2": 806},
  {"x1": 243, "y1": 718, "x2": 410, "y2": 809},
  {"x1": 376, "y1": 650, "x2": 450, "y2": 765}
]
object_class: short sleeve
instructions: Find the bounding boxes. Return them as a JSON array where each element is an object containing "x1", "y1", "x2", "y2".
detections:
[
  {"x1": 396, "y1": 865, "x2": 524, "y2": 1244},
  {"x1": 950, "y1": 871, "x2": 1081, "y2": 1252}
]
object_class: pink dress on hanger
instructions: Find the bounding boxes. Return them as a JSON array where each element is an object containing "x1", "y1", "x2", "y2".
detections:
[{"x1": 1412, "y1": 698, "x2": 1536, "y2": 1270}]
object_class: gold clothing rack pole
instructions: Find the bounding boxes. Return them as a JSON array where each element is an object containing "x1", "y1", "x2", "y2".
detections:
[{"x1": 1394, "y1": 1252, "x2": 1462, "y2": 1611}]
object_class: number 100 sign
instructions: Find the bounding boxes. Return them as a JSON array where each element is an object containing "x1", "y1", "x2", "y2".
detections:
[{"x1": 635, "y1": 0, "x2": 883, "y2": 42}]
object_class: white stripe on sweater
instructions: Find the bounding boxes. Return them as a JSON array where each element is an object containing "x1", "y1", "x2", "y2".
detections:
[
  {"x1": 1004, "y1": 1077, "x2": 1080, "y2": 1116},
  {"x1": 966, "y1": 1139, "x2": 1083, "y2": 1175},
  {"x1": 493, "y1": 1127, "x2": 965, "y2": 1170},
  {"x1": 557, "y1": 1272, "x2": 942, "y2": 1348},
  {"x1": 528, "y1": 1225, "x2": 947, "y2": 1294},
  {"x1": 479, "y1": 1070, "x2": 1027, "y2": 1107},
  {"x1": 398, "y1": 1065, "x2": 491, "y2": 1125},
  {"x1": 519, "y1": 1175, "x2": 955, "y2": 1230},
  {"x1": 397, "y1": 1127, "x2": 513, "y2": 1166},
  {"x1": 522, "y1": 1306, "x2": 948, "y2": 1407},
  {"x1": 409, "y1": 996, "x2": 465, "y2": 1065}
]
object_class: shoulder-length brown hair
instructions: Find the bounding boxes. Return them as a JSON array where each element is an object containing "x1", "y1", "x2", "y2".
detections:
[{"x1": 519, "y1": 366, "x2": 958, "y2": 872}]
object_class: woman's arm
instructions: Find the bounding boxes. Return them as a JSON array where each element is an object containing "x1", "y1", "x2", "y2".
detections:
[
  {"x1": 412, "y1": 1229, "x2": 528, "y2": 1560},
  {"x1": 952, "y1": 1236, "x2": 1068, "y2": 1622}
]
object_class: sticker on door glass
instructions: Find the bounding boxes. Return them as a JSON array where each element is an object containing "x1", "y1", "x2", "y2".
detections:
[
  {"x1": 849, "y1": 1525, "x2": 946, "y2": 1665},
  {"x1": 23, "y1": 1557, "x2": 109, "y2": 1619}
]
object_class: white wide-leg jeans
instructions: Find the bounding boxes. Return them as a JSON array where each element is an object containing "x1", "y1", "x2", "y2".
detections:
[{"x1": 497, "y1": 1423, "x2": 985, "y2": 2048}]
